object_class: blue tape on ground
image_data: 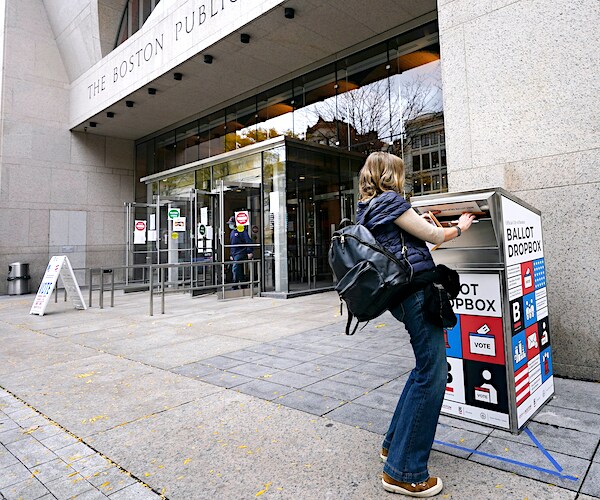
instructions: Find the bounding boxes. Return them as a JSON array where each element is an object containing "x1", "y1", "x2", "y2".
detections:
[
  {"x1": 434, "y1": 440, "x2": 578, "y2": 481},
  {"x1": 523, "y1": 427, "x2": 563, "y2": 472}
]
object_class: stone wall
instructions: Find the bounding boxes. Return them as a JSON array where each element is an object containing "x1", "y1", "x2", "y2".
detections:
[
  {"x1": 439, "y1": 0, "x2": 600, "y2": 380},
  {"x1": 0, "y1": 0, "x2": 134, "y2": 294}
]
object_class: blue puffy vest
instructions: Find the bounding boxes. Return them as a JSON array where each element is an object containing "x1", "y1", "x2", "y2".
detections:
[{"x1": 356, "y1": 191, "x2": 435, "y2": 274}]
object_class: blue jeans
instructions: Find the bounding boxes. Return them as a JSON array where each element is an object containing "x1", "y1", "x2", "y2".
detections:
[
  {"x1": 232, "y1": 254, "x2": 246, "y2": 285},
  {"x1": 383, "y1": 289, "x2": 447, "y2": 483}
]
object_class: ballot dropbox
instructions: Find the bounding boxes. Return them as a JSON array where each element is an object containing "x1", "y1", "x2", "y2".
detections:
[{"x1": 411, "y1": 188, "x2": 553, "y2": 433}]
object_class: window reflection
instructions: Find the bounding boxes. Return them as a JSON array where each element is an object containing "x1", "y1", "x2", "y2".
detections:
[{"x1": 136, "y1": 20, "x2": 447, "y2": 198}]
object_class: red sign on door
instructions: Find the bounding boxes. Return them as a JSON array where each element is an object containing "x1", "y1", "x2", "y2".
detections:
[
  {"x1": 135, "y1": 221, "x2": 146, "y2": 231},
  {"x1": 235, "y1": 211, "x2": 249, "y2": 226}
]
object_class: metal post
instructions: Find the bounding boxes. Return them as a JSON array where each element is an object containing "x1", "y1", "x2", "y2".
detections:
[
  {"x1": 149, "y1": 265, "x2": 154, "y2": 316},
  {"x1": 100, "y1": 268, "x2": 104, "y2": 309},
  {"x1": 161, "y1": 267, "x2": 165, "y2": 314},
  {"x1": 54, "y1": 283, "x2": 58, "y2": 303},
  {"x1": 250, "y1": 260, "x2": 254, "y2": 298},
  {"x1": 110, "y1": 269, "x2": 115, "y2": 308},
  {"x1": 88, "y1": 268, "x2": 93, "y2": 307}
]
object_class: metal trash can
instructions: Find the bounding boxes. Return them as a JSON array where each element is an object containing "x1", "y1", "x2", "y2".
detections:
[{"x1": 7, "y1": 262, "x2": 31, "y2": 295}]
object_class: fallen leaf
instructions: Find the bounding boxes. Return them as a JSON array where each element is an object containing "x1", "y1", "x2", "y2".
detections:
[
  {"x1": 76, "y1": 372, "x2": 95, "y2": 379},
  {"x1": 183, "y1": 458, "x2": 192, "y2": 465},
  {"x1": 375, "y1": 323, "x2": 386, "y2": 328},
  {"x1": 256, "y1": 482, "x2": 273, "y2": 497}
]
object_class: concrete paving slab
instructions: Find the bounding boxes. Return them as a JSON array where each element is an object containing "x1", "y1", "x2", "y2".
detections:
[
  {"x1": 548, "y1": 378, "x2": 600, "y2": 415},
  {"x1": 169, "y1": 363, "x2": 220, "y2": 380},
  {"x1": 353, "y1": 388, "x2": 400, "y2": 412},
  {"x1": 197, "y1": 355, "x2": 245, "y2": 370},
  {"x1": 253, "y1": 355, "x2": 305, "y2": 370},
  {"x1": 28, "y1": 457, "x2": 71, "y2": 484},
  {"x1": 5, "y1": 436, "x2": 57, "y2": 467},
  {"x1": 470, "y1": 436, "x2": 589, "y2": 491},
  {"x1": 307, "y1": 355, "x2": 364, "y2": 370},
  {"x1": 0, "y1": 427, "x2": 31, "y2": 446},
  {"x1": 330, "y1": 369, "x2": 396, "y2": 389},
  {"x1": 285, "y1": 361, "x2": 345, "y2": 378},
  {"x1": 0, "y1": 477, "x2": 50, "y2": 500},
  {"x1": 582, "y1": 462, "x2": 600, "y2": 497},
  {"x1": 54, "y1": 441, "x2": 96, "y2": 462},
  {"x1": 263, "y1": 370, "x2": 323, "y2": 389},
  {"x1": 126, "y1": 335, "x2": 258, "y2": 369},
  {"x1": 74, "y1": 488, "x2": 111, "y2": 499},
  {"x1": 276, "y1": 390, "x2": 346, "y2": 416},
  {"x1": 84, "y1": 392, "x2": 386, "y2": 499},
  {"x1": 234, "y1": 380, "x2": 295, "y2": 401},
  {"x1": 87, "y1": 466, "x2": 136, "y2": 494},
  {"x1": 220, "y1": 350, "x2": 267, "y2": 363},
  {"x1": 491, "y1": 420, "x2": 600, "y2": 460},
  {"x1": 437, "y1": 414, "x2": 493, "y2": 435},
  {"x1": 433, "y1": 423, "x2": 489, "y2": 459},
  {"x1": 431, "y1": 450, "x2": 576, "y2": 499},
  {"x1": 107, "y1": 482, "x2": 160, "y2": 499},
  {"x1": 0, "y1": 462, "x2": 33, "y2": 489},
  {"x1": 533, "y1": 405, "x2": 600, "y2": 436},
  {"x1": 198, "y1": 371, "x2": 254, "y2": 389},
  {"x1": 0, "y1": 443, "x2": 19, "y2": 468},
  {"x1": 325, "y1": 402, "x2": 392, "y2": 434},
  {"x1": 0, "y1": 336, "x2": 99, "y2": 376},
  {"x1": 304, "y1": 379, "x2": 369, "y2": 401},
  {"x1": 227, "y1": 362, "x2": 279, "y2": 379},
  {"x1": 350, "y1": 360, "x2": 412, "y2": 378},
  {"x1": 44, "y1": 473, "x2": 95, "y2": 499}
]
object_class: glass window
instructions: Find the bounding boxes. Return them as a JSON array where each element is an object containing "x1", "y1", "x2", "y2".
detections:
[
  {"x1": 412, "y1": 155, "x2": 421, "y2": 171},
  {"x1": 207, "y1": 111, "x2": 225, "y2": 157},
  {"x1": 195, "y1": 165, "x2": 211, "y2": 191},
  {"x1": 439, "y1": 129, "x2": 445, "y2": 144},
  {"x1": 175, "y1": 121, "x2": 199, "y2": 166},
  {"x1": 431, "y1": 151, "x2": 439, "y2": 169},
  {"x1": 441, "y1": 148, "x2": 447, "y2": 167},
  {"x1": 412, "y1": 135, "x2": 420, "y2": 148},
  {"x1": 154, "y1": 130, "x2": 176, "y2": 173},
  {"x1": 421, "y1": 134, "x2": 430, "y2": 147},
  {"x1": 159, "y1": 172, "x2": 194, "y2": 198},
  {"x1": 422, "y1": 153, "x2": 431, "y2": 170},
  {"x1": 431, "y1": 132, "x2": 439, "y2": 145}
]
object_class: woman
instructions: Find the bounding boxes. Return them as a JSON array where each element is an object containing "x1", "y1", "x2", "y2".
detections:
[{"x1": 356, "y1": 152, "x2": 475, "y2": 497}]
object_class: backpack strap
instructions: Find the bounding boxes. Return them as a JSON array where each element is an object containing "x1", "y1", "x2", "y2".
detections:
[
  {"x1": 345, "y1": 311, "x2": 361, "y2": 336},
  {"x1": 357, "y1": 195, "x2": 381, "y2": 225}
]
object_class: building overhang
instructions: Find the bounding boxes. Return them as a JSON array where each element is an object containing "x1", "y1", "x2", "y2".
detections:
[{"x1": 71, "y1": 0, "x2": 437, "y2": 140}]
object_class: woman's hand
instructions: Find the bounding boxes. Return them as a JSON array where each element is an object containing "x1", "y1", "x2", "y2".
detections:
[{"x1": 457, "y1": 213, "x2": 476, "y2": 232}]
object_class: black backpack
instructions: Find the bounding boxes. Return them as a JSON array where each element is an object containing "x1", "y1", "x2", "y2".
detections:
[{"x1": 328, "y1": 198, "x2": 413, "y2": 335}]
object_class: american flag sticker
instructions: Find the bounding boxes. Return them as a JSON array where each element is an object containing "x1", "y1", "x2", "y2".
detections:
[{"x1": 515, "y1": 364, "x2": 531, "y2": 407}]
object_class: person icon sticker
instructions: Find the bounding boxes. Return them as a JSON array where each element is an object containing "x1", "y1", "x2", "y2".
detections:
[{"x1": 474, "y1": 370, "x2": 498, "y2": 405}]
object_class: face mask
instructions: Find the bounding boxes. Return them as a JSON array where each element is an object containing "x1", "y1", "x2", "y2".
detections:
[{"x1": 228, "y1": 223, "x2": 235, "y2": 230}]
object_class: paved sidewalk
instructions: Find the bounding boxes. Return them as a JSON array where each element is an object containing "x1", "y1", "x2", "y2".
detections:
[{"x1": 0, "y1": 290, "x2": 599, "y2": 499}]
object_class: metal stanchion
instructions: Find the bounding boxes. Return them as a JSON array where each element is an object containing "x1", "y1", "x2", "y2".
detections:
[
  {"x1": 88, "y1": 268, "x2": 93, "y2": 307},
  {"x1": 161, "y1": 267, "x2": 165, "y2": 314},
  {"x1": 100, "y1": 268, "x2": 104, "y2": 309},
  {"x1": 250, "y1": 260, "x2": 254, "y2": 298},
  {"x1": 110, "y1": 269, "x2": 115, "y2": 308},
  {"x1": 149, "y1": 265, "x2": 154, "y2": 316}
]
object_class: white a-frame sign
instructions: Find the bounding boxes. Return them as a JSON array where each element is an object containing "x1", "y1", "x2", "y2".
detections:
[{"x1": 30, "y1": 256, "x2": 87, "y2": 316}]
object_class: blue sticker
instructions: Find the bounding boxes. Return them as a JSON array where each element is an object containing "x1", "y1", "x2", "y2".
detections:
[
  {"x1": 523, "y1": 292, "x2": 537, "y2": 328},
  {"x1": 512, "y1": 331, "x2": 527, "y2": 371},
  {"x1": 540, "y1": 347, "x2": 553, "y2": 383},
  {"x1": 533, "y1": 258, "x2": 546, "y2": 290},
  {"x1": 445, "y1": 314, "x2": 462, "y2": 358}
]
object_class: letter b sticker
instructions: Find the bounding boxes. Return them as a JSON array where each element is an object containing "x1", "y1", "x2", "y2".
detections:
[{"x1": 510, "y1": 298, "x2": 523, "y2": 335}]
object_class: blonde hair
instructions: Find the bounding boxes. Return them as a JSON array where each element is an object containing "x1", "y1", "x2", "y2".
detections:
[{"x1": 359, "y1": 152, "x2": 405, "y2": 201}]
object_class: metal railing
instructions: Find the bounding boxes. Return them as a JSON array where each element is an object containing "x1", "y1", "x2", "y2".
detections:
[{"x1": 53, "y1": 259, "x2": 261, "y2": 316}]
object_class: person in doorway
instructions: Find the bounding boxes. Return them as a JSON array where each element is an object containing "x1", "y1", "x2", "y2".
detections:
[
  {"x1": 228, "y1": 216, "x2": 254, "y2": 288},
  {"x1": 356, "y1": 152, "x2": 475, "y2": 497}
]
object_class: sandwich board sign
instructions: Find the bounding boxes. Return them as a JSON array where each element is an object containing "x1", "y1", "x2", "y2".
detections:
[{"x1": 30, "y1": 256, "x2": 87, "y2": 316}]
